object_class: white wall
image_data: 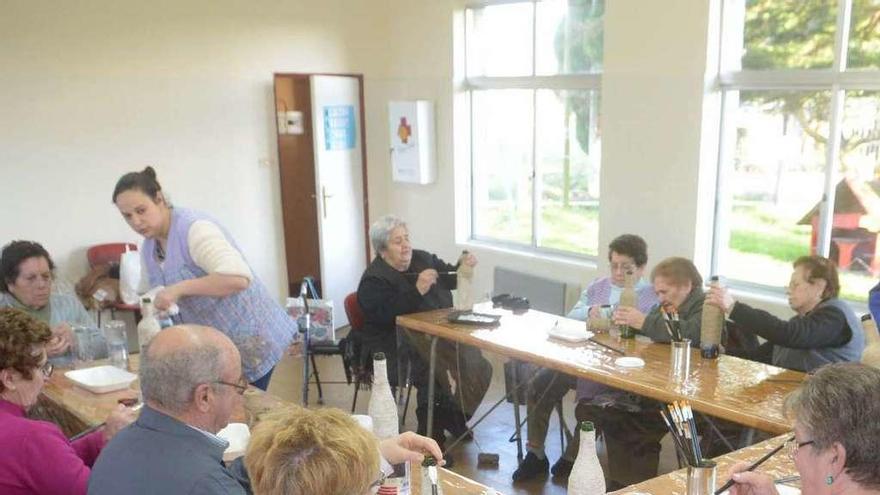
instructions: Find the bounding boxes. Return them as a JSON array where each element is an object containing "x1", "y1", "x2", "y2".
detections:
[{"x1": 0, "y1": 0, "x2": 392, "y2": 298}]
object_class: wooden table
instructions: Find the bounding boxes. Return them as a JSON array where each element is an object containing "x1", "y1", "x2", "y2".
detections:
[
  {"x1": 610, "y1": 433, "x2": 797, "y2": 494},
  {"x1": 38, "y1": 357, "x2": 497, "y2": 494},
  {"x1": 397, "y1": 307, "x2": 804, "y2": 434}
]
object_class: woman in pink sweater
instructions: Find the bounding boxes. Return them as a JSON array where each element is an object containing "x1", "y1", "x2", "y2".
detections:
[{"x1": 0, "y1": 308, "x2": 135, "y2": 495}]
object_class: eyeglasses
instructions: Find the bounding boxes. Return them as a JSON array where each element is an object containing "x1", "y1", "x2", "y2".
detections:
[
  {"x1": 369, "y1": 471, "x2": 388, "y2": 494},
  {"x1": 214, "y1": 376, "x2": 248, "y2": 395},
  {"x1": 610, "y1": 262, "x2": 636, "y2": 273},
  {"x1": 786, "y1": 437, "x2": 815, "y2": 460},
  {"x1": 39, "y1": 361, "x2": 54, "y2": 378}
]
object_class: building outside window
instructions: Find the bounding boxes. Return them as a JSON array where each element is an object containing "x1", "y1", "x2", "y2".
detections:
[
  {"x1": 465, "y1": 0, "x2": 604, "y2": 257},
  {"x1": 713, "y1": 0, "x2": 880, "y2": 302}
]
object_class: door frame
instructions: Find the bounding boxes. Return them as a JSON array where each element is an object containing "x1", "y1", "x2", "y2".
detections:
[{"x1": 273, "y1": 72, "x2": 372, "y2": 293}]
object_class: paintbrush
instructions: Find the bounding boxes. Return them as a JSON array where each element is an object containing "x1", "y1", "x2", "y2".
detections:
[
  {"x1": 69, "y1": 403, "x2": 144, "y2": 442},
  {"x1": 588, "y1": 337, "x2": 626, "y2": 355},
  {"x1": 714, "y1": 435, "x2": 794, "y2": 495}
]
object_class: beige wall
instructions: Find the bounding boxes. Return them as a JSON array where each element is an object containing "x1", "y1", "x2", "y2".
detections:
[
  {"x1": 0, "y1": 0, "x2": 798, "y2": 318},
  {"x1": 0, "y1": 0, "x2": 393, "y2": 298}
]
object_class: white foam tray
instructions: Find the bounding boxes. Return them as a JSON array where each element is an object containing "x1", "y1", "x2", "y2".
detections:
[{"x1": 65, "y1": 365, "x2": 137, "y2": 394}]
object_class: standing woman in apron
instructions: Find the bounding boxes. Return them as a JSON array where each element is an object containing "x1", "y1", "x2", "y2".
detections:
[{"x1": 111, "y1": 167, "x2": 298, "y2": 390}]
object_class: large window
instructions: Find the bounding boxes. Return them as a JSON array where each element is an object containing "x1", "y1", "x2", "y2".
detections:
[
  {"x1": 465, "y1": 0, "x2": 604, "y2": 257},
  {"x1": 713, "y1": 0, "x2": 880, "y2": 302}
]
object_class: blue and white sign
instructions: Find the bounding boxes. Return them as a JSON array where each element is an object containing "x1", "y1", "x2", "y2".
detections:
[{"x1": 323, "y1": 105, "x2": 356, "y2": 151}]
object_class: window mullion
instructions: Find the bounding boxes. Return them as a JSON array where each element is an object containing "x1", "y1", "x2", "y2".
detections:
[
  {"x1": 832, "y1": 0, "x2": 853, "y2": 72},
  {"x1": 816, "y1": 87, "x2": 846, "y2": 257},
  {"x1": 530, "y1": 0, "x2": 539, "y2": 249}
]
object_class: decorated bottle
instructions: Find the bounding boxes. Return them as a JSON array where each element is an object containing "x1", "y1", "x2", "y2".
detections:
[
  {"x1": 137, "y1": 297, "x2": 162, "y2": 350},
  {"x1": 368, "y1": 352, "x2": 400, "y2": 440},
  {"x1": 618, "y1": 270, "x2": 637, "y2": 338},
  {"x1": 455, "y1": 250, "x2": 474, "y2": 310},
  {"x1": 700, "y1": 276, "x2": 723, "y2": 358},
  {"x1": 568, "y1": 421, "x2": 606, "y2": 494},
  {"x1": 861, "y1": 314, "x2": 880, "y2": 368}
]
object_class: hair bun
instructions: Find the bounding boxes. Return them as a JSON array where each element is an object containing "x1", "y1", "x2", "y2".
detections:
[{"x1": 142, "y1": 166, "x2": 157, "y2": 180}]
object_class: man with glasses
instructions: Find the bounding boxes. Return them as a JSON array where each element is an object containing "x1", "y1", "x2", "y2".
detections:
[
  {"x1": 89, "y1": 324, "x2": 442, "y2": 495},
  {"x1": 513, "y1": 234, "x2": 658, "y2": 483}
]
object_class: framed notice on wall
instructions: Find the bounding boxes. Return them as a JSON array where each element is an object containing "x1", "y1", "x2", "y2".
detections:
[{"x1": 388, "y1": 100, "x2": 436, "y2": 184}]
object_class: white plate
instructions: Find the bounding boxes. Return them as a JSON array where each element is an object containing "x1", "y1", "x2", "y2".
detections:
[
  {"x1": 64, "y1": 365, "x2": 137, "y2": 394},
  {"x1": 547, "y1": 324, "x2": 592, "y2": 343},
  {"x1": 614, "y1": 357, "x2": 646, "y2": 368},
  {"x1": 217, "y1": 422, "x2": 251, "y2": 461}
]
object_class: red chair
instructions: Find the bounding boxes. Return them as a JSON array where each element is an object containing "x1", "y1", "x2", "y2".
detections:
[
  {"x1": 345, "y1": 292, "x2": 368, "y2": 412},
  {"x1": 86, "y1": 243, "x2": 141, "y2": 325}
]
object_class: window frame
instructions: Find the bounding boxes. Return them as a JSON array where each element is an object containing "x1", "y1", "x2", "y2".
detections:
[
  {"x1": 711, "y1": 0, "x2": 880, "y2": 299},
  {"x1": 464, "y1": 0, "x2": 603, "y2": 260}
]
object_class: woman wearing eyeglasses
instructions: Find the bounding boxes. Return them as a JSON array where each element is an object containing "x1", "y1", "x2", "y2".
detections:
[
  {"x1": 725, "y1": 362, "x2": 880, "y2": 495},
  {"x1": 0, "y1": 308, "x2": 137, "y2": 495},
  {"x1": 706, "y1": 255, "x2": 864, "y2": 372},
  {"x1": 0, "y1": 240, "x2": 96, "y2": 358}
]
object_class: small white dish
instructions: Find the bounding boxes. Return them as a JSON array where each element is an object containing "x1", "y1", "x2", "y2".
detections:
[
  {"x1": 217, "y1": 422, "x2": 251, "y2": 461},
  {"x1": 65, "y1": 365, "x2": 138, "y2": 394},
  {"x1": 614, "y1": 357, "x2": 646, "y2": 368},
  {"x1": 547, "y1": 323, "x2": 592, "y2": 343}
]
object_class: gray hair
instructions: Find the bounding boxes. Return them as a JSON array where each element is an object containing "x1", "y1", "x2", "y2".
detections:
[
  {"x1": 139, "y1": 341, "x2": 225, "y2": 414},
  {"x1": 784, "y1": 363, "x2": 880, "y2": 488},
  {"x1": 369, "y1": 215, "x2": 407, "y2": 253}
]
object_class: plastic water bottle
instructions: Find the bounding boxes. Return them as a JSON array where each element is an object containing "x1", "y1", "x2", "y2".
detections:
[
  {"x1": 103, "y1": 320, "x2": 129, "y2": 370},
  {"x1": 137, "y1": 297, "x2": 162, "y2": 351},
  {"x1": 368, "y1": 352, "x2": 400, "y2": 440},
  {"x1": 568, "y1": 421, "x2": 606, "y2": 494},
  {"x1": 700, "y1": 276, "x2": 724, "y2": 358}
]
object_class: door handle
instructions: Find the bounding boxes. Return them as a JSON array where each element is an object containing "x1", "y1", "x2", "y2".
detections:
[{"x1": 322, "y1": 186, "x2": 334, "y2": 218}]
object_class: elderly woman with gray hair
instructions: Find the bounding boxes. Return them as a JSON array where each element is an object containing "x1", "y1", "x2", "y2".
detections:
[
  {"x1": 726, "y1": 362, "x2": 880, "y2": 495},
  {"x1": 356, "y1": 215, "x2": 485, "y2": 454}
]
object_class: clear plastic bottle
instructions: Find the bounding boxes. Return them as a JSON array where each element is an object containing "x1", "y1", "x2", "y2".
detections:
[
  {"x1": 861, "y1": 314, "x2": 880, "y2": 368},
  {"x1": 137, "y1": 297, "x2": 162, "y2": 351},
  {"x1": 368, "y1": 352, "x2": 400, "y2": 440},
  {"x1": 568, "y1": 421, "x2": 606, "y2": 494},
  {"x1": 700, "y1": 276, "x2": 724, "y2": 358}
]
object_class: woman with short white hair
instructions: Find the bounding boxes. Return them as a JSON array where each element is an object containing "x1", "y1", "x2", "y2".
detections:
[{"x1": 356, "y1": 215, "x2": 486, "y2": 456}]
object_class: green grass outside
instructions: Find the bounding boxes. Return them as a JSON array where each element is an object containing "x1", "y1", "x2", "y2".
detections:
[
  {"x1": 480, "y1": 203, "x2": 598, "y2": 255},
  {"x1": 727, "y1": 201, "x2": 872, "y2": 303}
]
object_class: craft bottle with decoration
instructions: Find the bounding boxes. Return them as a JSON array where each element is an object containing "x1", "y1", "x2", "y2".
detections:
[
  {"x1": 137, "y1": 297, "x2": 162, "y2": 351},
  {"x1": 568, "y1": 421, "x2": 606, "y2": 494},
  {"x1": 861, "y1": 314, "x2": 880, "y2": 368},
  {"x1": 699, "y1": 276, "x2": 724, "y2": 358},
  {"x1": 618, "y1": 270, "x2": 638, "y2": 338},
  {"x1": 368, "y1": 352, "x2": 400, "y2": 440},
  {"x1": 455, "y1": 250, "x2": 474, "y2": 310}
]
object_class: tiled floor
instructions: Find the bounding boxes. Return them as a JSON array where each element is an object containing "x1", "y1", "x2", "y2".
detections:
[{"x1": 268, "y1": 350, "x2": 681, "y2": 494}]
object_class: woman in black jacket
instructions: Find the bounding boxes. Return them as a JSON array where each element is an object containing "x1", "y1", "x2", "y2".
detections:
[{"x1": 357, "y1": 215, "x2": 485, "y2": 452}]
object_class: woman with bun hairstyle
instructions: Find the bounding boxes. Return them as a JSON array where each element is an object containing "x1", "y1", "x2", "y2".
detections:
[{"x1": 111, "y1": 167, "x2": 298, "y2": 390}]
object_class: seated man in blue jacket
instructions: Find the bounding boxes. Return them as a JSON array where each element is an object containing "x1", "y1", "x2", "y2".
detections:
[{"x1": 88, "y1": 325, "x2": 443, "y2": 495}]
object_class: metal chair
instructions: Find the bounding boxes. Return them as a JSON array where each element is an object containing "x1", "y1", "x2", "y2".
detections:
[{"x1": 299, "y1": 278, "x2": 352, "y2": 406}]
